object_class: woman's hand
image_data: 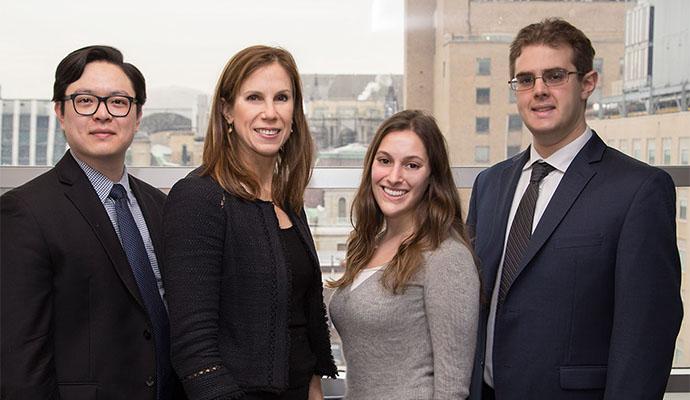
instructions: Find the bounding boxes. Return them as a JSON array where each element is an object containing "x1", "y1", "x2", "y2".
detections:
[{"x1": 308, "y1": 375, "x2": 324, "y2": 400}]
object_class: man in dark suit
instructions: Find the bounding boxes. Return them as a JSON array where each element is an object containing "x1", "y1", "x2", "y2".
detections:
[
  {"x1": 467, "y1": 19, "x2": 682, "y2": 399},
  {"x1": 1, "y1": 46, "x2": 184, "y2": 399}
]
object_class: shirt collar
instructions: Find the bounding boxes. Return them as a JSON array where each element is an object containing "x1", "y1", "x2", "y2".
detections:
[
  {"x1": 525, "y1": 126, "x2": 593, "y2": 173},
  {"x1": 71, "y1": 149, "x2": 131, "y2": 204}
]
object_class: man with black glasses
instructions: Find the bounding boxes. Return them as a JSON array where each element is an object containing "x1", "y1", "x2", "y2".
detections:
[
  {"x1": 467, "y1": 19, "x2": 682, "y2": 399},
  {"x1": 1, "y1": 46, "x2": 185, "y2": 399}
]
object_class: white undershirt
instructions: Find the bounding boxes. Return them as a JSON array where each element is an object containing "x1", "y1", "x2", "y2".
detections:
[
  {"x1": 484, "y1": 127, "x2": 593, "y2": 387},
  {"x1": 351, "y1": 266, "x2": 384, "y2": 291}
]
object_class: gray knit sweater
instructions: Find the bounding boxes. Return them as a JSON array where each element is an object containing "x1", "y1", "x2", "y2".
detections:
[{"x1": 329, "y1": 238, "x2": 480, "y2": 400}]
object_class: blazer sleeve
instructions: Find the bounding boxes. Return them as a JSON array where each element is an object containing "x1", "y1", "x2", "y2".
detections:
[
  {"x1": 162, "y1": 177, "x2": 245, "y2": 400},
  {"x1": 299, "y1": 209, "x2": 338, "y2": 379},
  {"x1": 424, "y1": 241, "x2": 480, "y2": 399},
  {"x1": 604, "y1": 169, "x2": 683, "y2": 399},
  {"x1": 1, "y1": 192, "x2": 59, "y2": 399}
]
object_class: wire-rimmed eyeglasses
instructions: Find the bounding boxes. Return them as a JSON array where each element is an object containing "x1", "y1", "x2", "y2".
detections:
[
  {"x1": 63, "y1": 93, "x2": 137, "y2": 117},
  {"x1": 508, "y1": 68, "x2": 583, "y2": 91}
]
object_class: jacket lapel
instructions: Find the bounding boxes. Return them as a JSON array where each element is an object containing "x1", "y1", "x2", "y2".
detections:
[
  {"x1": 129, "y1": 177, "x2": 164, "y2": 266},
  {"x1": 56, "y1": 153, "x2": 146, "y2": 310},
  {"x1": 508, "y1": 133, "x2": 604, "y2": 288}
]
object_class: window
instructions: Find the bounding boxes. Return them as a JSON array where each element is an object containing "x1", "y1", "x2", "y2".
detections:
[
  {"x1": 594, "y1": 57, "x2": 604, "y2": 75},
  {"x1": 337, "y1": 197, "x2": 347, "y2": 222},
  {"x1": 680, "y1": 199, "x2": 688, "y2": 221},
  {"x1": 476, "y1": 117, "x2": 489, "y2": 134},
  {"x1": 474, "y1": 146, "x2": 490, "y2": 163},
  {"x1": 647, "y1": 138, "x2": 656, "y2": 165},
  {"x1": 632, "y1": 139, "x2": 642, "y2": 160},
  {"x1": 337, "y1": 243, "x2": 347, "y2": 251},
  {"x1": 508, "y1": 114, "x2": 522, "y2": 132},
  {"x1": 476, "y1": 58, "x2": 491, "y2": 75},
  {"x1": 619, "y1": 139, "x2": 628, "y2": 155},
  {"x1": 476, "y1": 88, "x2": 490, "y2": 105},
  {"x1": 680, "y1": 138, "x2": 689, "y2": 165},
  {"x1": 507, "y1": 145, "x2": 521, "y2": 158},
  {"x1": 662, "y1": 138, "x2": 672, "y2": 165}
]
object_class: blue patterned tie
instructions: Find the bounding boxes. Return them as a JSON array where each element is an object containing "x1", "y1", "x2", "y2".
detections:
[
  {"x1": 499, "y1": 162, "x2": 555, "y2": 305},
  {"x1": 109, "y1": 184, "x2": 172, "y2": 400}
]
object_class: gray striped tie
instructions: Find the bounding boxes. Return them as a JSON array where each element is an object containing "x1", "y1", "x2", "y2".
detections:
[{"x1": 499, "y1": 161, "x2": 555, "y2": 305}]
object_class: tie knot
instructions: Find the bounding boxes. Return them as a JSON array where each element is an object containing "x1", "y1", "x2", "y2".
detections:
[
  {"x1": 109, "y1": 184, "x2": 128, "y2": 201},
  {"x1": 530, "y1": 162, "x2": 555, "y2": 183}
]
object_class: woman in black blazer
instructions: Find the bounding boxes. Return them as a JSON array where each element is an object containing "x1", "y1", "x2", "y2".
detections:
[{"x1": 163, "y1": 45, "x2": 337, "y2": 400}]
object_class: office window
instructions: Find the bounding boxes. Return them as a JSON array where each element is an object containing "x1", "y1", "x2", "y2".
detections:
[
  {"x1": 508, "y1": 90, "x2": 517, "y2": 104},
  {"x1": 476, "y1": 58, "x2": 491, "y2": 76},
  {"x1": 662, "y1": 138, "x2": 672, "y2": 165},
  {"x1": 619, "y1": 139, "x2": 629, "y2": 155},
  {"x1": 508, "y1": 114, "x2": 522, "y2": 132},
  {"x1": 680, "y1": 138, "x2": 689, "y2": 165},
  {"x1": 594, "y1": 57, "x2": 604, "y2": 75},
  {"x1": 476, "y1": 117, "x2": 489, "y2": 134},
  {"x1": 475, "y1": 146, "x2": 490, "y2": 163},
  {"x1": 337, "y1": 197, "x2": 347, "y2": 222},
  {"x1": 507, "y1": 145, "x2": 521, "y2": 158},
  {"x1": 476, "y1": 88, "x2": 490, "y2": 105},
  {"x1": 632, "y1": 139, "x2": 642, "y2": 160},
  {"x1": 647, "y1": 138, "x2": 656, "y2": 165}
]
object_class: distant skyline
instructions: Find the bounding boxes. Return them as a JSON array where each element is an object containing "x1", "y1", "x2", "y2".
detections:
[{"x1": 0, "y1": 0, "x2": 404, "y2": 100}]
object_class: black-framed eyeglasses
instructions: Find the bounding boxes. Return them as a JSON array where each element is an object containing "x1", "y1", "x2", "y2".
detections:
[
  {"x1": 63, "y1": 93, "x2": 137, "y2": 117},
  {"x1": 508, "y1": 68, "x2": 583, "y2": 91}
]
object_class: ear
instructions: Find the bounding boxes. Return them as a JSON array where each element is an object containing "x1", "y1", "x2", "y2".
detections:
[
  {"x1": 221, "y1": 98, "x2": 234, "y2": 125},
  {"x1": 54, "y1": 102, "x2": 66, "y2": 128},
  {"x1": 580, "y1": 70, "x2": 598, "y2": 100}
]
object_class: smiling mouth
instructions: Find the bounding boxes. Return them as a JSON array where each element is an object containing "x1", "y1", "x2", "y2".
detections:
[
  {"x1": 532, "y1": 105, "x2": 556, "y2": 113},
  {"x1": 255, "y1": 128, "x2": 281, "y2": 137},
  {"x1": 382, "y1": 187, "x2": 408, "y2": 197}
]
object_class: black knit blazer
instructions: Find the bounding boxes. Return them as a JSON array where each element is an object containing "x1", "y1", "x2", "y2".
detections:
[{"x1": 163, "y1": 173, "x2": 337, "y2": 400}]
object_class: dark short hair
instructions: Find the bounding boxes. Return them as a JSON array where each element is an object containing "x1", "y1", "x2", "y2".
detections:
[
  {"x1": 52, "y1": 45, "x2": 146, "y2": 114},
  {"x1": 509, "y1": 18, "x2": 595, "y2": 78}
]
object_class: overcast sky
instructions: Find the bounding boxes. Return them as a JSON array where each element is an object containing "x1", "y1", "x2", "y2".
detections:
[{"x1": 0, "y1": 0, "x2": 404, "y2": 99}]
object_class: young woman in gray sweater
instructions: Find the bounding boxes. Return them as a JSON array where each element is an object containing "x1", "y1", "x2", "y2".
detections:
[{"x1": 328, "y1": 110, "x2": 480, "y2": 400}]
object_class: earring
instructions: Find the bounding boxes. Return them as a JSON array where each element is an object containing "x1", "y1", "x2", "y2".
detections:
[{"x1": 227, "y1": 120, "x2": 234, "y2": 133}]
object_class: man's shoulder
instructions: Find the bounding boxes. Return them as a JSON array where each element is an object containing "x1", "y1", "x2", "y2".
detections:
[
  {"x1": 1, "y1": 167, "x2": 62, "y2": 205},
  {"x1": 128, "y1": 173, "x2": 166, "y2": 204}
]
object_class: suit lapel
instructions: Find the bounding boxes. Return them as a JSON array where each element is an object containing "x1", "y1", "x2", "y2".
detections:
[
  {"x1": 509, "y1": 133, "x2": 605, "y2": 286},
  {"x1": 57, "y1": 153, "x2": 146, "y2": 310},
  {"x1": 129, "y1": 177, "x2": 164, "y2": 265}
]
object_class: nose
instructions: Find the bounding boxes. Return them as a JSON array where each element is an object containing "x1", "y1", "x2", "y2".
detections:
[
  {"x1": 93, "y1": 99, "x2": 111, "y2": 121},
  {"x1": 532, "y1": 77, "x2": 550, "y2": 98},
  {"x1": 262, "y1": 101, "x2": 277, "y2": 119},
  {"x1": 387, "y1": 164, "x2": 404, "y2": 184}
]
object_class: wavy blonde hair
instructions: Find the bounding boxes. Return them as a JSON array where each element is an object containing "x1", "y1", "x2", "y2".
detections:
[
  {"x1": 200, "y1": 45, "x2": 313, "y2": 212},
  {"x1": 328, "y1": 110, "x2": 473, "y2": 294}
]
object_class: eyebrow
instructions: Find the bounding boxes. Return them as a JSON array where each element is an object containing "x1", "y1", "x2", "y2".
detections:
[
  {"x1": 375, "y1": 150, "x2": 426, "y2": 163},
  {"x1": 68, "y1": 89, "x2": 134, "y2": 96},
  {"x1": 515, "y1": 67, "x2": 568, "y2": 76}
]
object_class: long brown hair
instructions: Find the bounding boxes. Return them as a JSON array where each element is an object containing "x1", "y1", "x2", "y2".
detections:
[
  {"x1": 200, "y1": 45, "x2": 313, "y2": 212},
  {"x1": 329, "y1": 110, "x2": 471, "y2": 293}
]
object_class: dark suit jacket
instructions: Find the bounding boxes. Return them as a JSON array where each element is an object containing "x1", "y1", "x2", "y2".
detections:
[
  {"x1": 467, "y1": 132, "x2": 682, "y2": 399},
  {"x1": 1, "y1": 152, "x2": 185, "y2": 400}
]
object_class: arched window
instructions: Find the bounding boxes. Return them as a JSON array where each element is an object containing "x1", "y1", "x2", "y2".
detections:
[{"x1": 338, "y1": 197, "x2": 347, "y2": 222}]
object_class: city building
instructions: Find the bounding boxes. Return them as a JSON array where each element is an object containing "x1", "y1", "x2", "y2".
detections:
[{"x1": 404, "y1": 0, "x2": 630, "y2": 166}]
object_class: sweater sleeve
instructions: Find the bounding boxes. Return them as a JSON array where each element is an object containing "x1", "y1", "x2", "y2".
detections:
[
  {"x1": 424, "y1": 240, "x2": 480, "y2": 400},
  {"x1": 163, "y1": 176, "x2": 245, "y2": 400}
]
